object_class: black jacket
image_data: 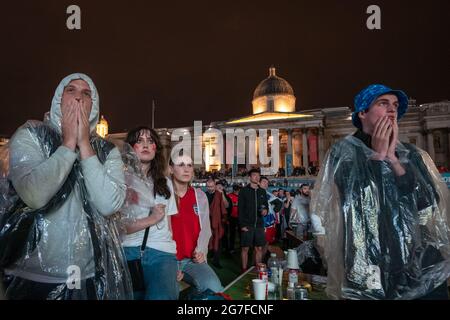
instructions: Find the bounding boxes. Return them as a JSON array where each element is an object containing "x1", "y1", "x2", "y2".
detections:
[{"x1": 238, "y1": 184, "x2": 268, "y2": 228}]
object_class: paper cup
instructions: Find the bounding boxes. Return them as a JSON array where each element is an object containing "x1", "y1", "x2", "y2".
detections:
[
  {"x1": 252, "y1": 279, "x2": 267, "y2": 300},
  {"x1": 287, "y1": 249, "x2": 299, "y2": 269}
]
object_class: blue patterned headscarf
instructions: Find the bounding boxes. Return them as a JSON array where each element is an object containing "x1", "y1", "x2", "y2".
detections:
[{"x1": 352, "y1": 84, "x2": 409, "y2": 129}]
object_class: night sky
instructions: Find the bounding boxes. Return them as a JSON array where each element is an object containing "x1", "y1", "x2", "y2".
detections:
[{"x1": 1, "y1": 0, "x2": 449, "y2": 136}]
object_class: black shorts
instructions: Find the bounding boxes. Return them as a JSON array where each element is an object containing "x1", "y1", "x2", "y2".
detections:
[{"x1": 240, "y1": 226, "x2": 266, "y2": 248}]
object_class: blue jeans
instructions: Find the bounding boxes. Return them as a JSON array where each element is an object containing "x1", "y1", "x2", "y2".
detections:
[
  {"x1": 124, "y1": 247, "x2": 178, "y2": 300},
  {"x1": 179, "y1": 258, "x2": 224, "y2": 294}
]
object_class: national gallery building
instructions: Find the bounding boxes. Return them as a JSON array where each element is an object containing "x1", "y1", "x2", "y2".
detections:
[{"x1": 108, "y1": 67, "x2": 450, "y2": 177}]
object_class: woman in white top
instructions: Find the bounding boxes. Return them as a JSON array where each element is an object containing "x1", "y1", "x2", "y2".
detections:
[{"x1": 120, "y1": 126, "x2": 178, "y2": 300}]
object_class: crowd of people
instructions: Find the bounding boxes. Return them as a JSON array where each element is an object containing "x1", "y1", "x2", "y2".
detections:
[
  {"x1": 0, "y1": 75, "x2": 449, "y2": 300},
  {"x1": 194, "y1": 164, "x2": 320, "y2": 181}
]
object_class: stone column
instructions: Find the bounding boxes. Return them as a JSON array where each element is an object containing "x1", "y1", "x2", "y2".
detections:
[
  {"x1": 159, "y1": 131, "x2": 172, "y2": 167},
  {"x1": 447, "y1": 129, "x2": 450, "y2": 167},
  {"x1": 245, "y1": 136, "x2": 251, "y2": 170},
  {"x1": 318, "y1": 127, "x2": 325, "y2": 166},
  {"x1": 302, "y1": 128, "x2": 309, "y2": 175},
  {"x1": 417, "y1": 133, "x2": 424, "y2": 149},
  {"x1": 278, "y1": 131, "x2": 282, "y2": 171},
  {"x1": 222, "y1": 132, "x2": 227, "y2": 172},
  {"x1": 285, "y1": 129, "x2": 293, "y2": 177},
  {"x1": 287, "y1": 129, "x2": 293, "y2": 154},
  {"x1": 427, "y1": 130, "x2": 435, "y2": 161},
  {"x1": 292, "y1": 131, "x2": 300, "y2": 167}
]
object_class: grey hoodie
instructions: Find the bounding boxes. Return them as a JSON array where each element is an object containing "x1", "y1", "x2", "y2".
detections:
[{"x1": 6, "y1": 73, "x2": 126, "y2": 284}]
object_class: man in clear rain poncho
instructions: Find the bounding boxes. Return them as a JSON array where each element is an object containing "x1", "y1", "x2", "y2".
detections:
[
  {"x1": 0, "y1": 73, "x2": 132, "y2": 299},
  {"x1": 312, "y1": 84, "x2": 450, "y2": 300}
]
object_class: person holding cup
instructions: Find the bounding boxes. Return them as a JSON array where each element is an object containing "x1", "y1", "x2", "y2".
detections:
[{"x1": 119, "y1": 126, "x2": 179, "y2": 300}]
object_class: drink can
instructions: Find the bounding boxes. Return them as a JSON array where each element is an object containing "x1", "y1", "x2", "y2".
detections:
[
  {"x1": 295, "y1": 285, "x2": 308, "y2": 300},
  {"x1": 288, "y1": 269, "x2": 298, "y2": 285},
  {"x1": 256, "y1": 263, "x2": 268, "y2": 280},
  {"x1": 259, "y1": 270, "x2": 268, "y2": 281},
  {"x1": 257, "y1": 263, "x2": 266, "y2": 273}
]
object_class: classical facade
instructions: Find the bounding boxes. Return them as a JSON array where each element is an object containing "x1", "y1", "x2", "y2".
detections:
[{"x1": 108, "y1": 67, "x2": 450, "y2": 175}]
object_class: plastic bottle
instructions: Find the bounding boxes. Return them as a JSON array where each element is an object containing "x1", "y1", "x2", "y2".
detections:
[
  {"x1": 280, "y1": 251, "x2": 288, "y2": 270},
  {"x1": 268, "y1": 253, "x2": 279, "y2": 284},
  {"x1": 268, "y1": 282, "x2": 281, "y2": 300},
  {"x1": 286, "y1": 282, "x2": 295, "y2": 300},
  {"x1": 288, "y1": 268, "x2": 298, "y2": 286}
]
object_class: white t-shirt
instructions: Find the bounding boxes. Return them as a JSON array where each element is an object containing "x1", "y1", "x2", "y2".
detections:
[{"x1": 122, "y1": 177, "x2": 178, "y2": 254}]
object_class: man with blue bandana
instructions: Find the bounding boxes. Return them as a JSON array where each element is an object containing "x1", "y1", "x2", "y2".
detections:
[{"x1": 312, "y1": 84, "x2": 450, "y2": 300}]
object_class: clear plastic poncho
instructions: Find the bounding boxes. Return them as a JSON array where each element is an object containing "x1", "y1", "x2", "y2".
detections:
[
  {"x1": 311, "y1": 133, "x2": 450, "y2": 300},
  {"x1": 0, "y1": 73, "x2": 132, "y2": 300},
  {"x1": 296, "y1": 240, "x2": 320, "y2": 267},
  {"x1": 114, "y1": 142, "x2": 155, "y2": 236}
]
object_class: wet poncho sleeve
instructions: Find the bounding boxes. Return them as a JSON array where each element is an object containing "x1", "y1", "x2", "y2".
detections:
[
  {"x1": 80, "y1": 148, "x2": 126, "y2": 216},
  {"x1": 9, "y1": 126, "x2": 77, "y2": 210}
]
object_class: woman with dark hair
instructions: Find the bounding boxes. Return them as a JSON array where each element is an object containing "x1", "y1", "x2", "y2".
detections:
[{"x1": 120, "y1": 126, "x2": 179, "y2": 300}]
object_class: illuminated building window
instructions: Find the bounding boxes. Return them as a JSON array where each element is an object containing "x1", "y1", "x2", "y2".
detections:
[{"x1": 96, "y1": 115, "x2": 109, "y2": 138}]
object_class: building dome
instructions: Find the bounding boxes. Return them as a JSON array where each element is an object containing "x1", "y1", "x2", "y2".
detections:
[
  {"x1": 253, "y1": 67, "x2": 294, "y2": 99},
  {"x1": 252, "y1": 67, "x2": 296, "y2": 114}
]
